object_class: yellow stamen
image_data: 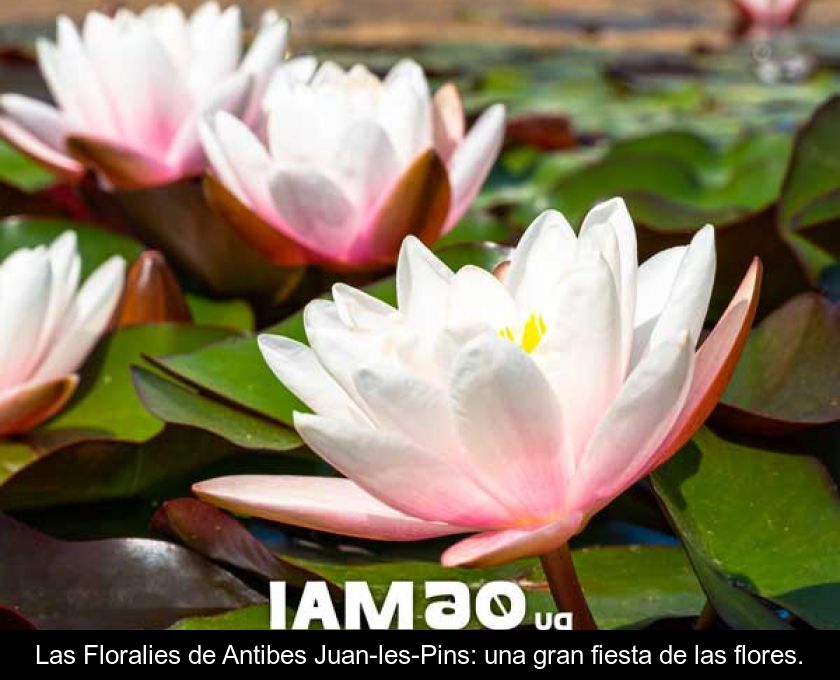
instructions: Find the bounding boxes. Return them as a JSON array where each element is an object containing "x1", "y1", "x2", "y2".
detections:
[{"x1": 499, "y1": 313, "x2": 547, "y2": 353}]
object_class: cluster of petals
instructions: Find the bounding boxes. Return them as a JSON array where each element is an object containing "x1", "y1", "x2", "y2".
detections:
[
  {"x1": 200, "y1": 58, "x2": 505, "y2": 268},
  {"x1": 0, "y1": 2, "x2": 291, "y2": 187},
  {"x1": 0, "y1": 232, "x2": 124, "y2": 436},
  {"x1": 195, "y1": 199, "x2": 761, "y2": 567}
]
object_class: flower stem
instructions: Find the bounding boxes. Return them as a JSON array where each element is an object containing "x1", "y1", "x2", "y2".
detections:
[
  {"x1": 693, "y1": 601, "x2": 718, "y2": 630},
  {"x1": 540, "y1": 544, "x2": 598, "y2": 630}
]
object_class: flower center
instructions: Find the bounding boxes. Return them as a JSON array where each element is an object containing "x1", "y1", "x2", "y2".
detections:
[{"x1": 499, "y1": 312, "x2": 547, "y2": 354}]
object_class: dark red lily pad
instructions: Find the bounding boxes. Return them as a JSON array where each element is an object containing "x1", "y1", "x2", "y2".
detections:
[
  {"x1": 152, "y1": 498, "x2": 332, "y2": 590},
  {"x1": 715, "y1": 293, "x2": 840, "y2": 435},
  {"x1": 0, "y1": 513, "x2": 263, "y2": 629}
]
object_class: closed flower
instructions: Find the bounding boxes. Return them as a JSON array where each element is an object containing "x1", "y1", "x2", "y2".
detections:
[{"x1": 0, "y1": 232, "x2": 124, "y2": 436}]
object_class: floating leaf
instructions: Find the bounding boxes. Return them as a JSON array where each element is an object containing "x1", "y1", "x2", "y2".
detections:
[
  {"x1": 716, "y1": 293, "x2": 840, "y2": 434},
  {"x1": 653, "y1": 428, "x2": 840, "y2": 629},
  {"x1": 152, "y1": 498, "x2": 327, "y2": 589},
  {"x1": 0, "y1": 513, "x2": 263, "y2": 629}
]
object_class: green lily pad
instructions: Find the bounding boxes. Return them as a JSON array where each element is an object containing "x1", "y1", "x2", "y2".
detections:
[
  {"x1": 718, "y1": 293, "x2": 840, "y2": 434},
  {"x1": 0, "y1": 140, "x2": 55, "y2": 192},
  {"x1": 185, "y1": 295, "x2": 254, "y2": 332},
  {"x1": 653, "y1": 428, "x2": 840, "y2": 629},
  {"x1": 133, "y1": 366, "x2": 302, "y2": 453},
  {"x1": 0, "y1": 217, "x2": 142, "y2": 276},
  {"x1": 32, "y1": 324, "x2": 233, "y2": 446}
]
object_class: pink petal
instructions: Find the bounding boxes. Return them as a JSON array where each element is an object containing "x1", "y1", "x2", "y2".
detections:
[
  {"x1": 193, "y1": 475, "x2": 467, "y2": 541},
  {"x1": 441, "y1": 512, "x2": 584, "y2": 567},
  {"x1": 0, "y1": 113, "x2": 83, "y2": 181},
  {"x1": 642, "y1": 258, "x2": 763, "y2": 475},
  {"x1": 444, "y1": 103, "x2": 505, "y2": 232},
  {"x1": 0, "y1": 374, "x2": 78, "y2": 436},
  {"x1": 432, "y1": 83, "x2": 464, "y2": 163}
]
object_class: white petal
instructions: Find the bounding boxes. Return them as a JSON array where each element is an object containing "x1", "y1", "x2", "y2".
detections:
[
  {"x1": 646, "y1": 225, "x2": 716, "y2": 354},
  {"x1": 534, "y1": 254, "x2": 623, "y2": 461},
  {"x1": 506, "y1": 209, "x2": 577, "y2": 311},
  {"x1": 257, "y1": 334, "x2": 367, "y2": 424},
  {"x1": 630, "y1": 246, "x2": 685, "y2": 369},
  {"x1": 187, "y1": 4, "x2": 241, "y2": 95},
  {"x1": 331, "y1": 283, "x2": 398, "y2": 331},
  {"x1": 294, "y1": 412, "x2": 503, "y2": 528},
  {"x1": 332, "y1": 119, "x2": 401, "y2": 209},
  {"x1": 268, "y1": 169, "x2": 357, "y2": 256},
  {"x1": 168, "y1": 72, "x2": 252, "y2": 176},
  {"x1": 240, "y1": 16, "x2": 289, "y2": 124},
  {"x1": 377, "y1": 64, "x2": 432, "y2": 163},
  {"x1": 0, "y1": 248, "x2": 52, "y2": 388},
  {"x1": 574, "y1": 332, "x2": 694, "y2": 508},
  {"x1": 445, "y1": 104, "x2": 505, "y2": 231},
  {"x1": 33, "y1": 256, "x2": 125, "y2": 382},
  {"x1": 396, "y1": 236, "x2": 453, "y2": 328},
  {"x1": 43, "y1": 17, "x2": 119, "y2": 136},
  {"x1": 445, "y1": 264, "x2": 517, "y2": 338},
  {"x1": 450, "y1": 333, "x2": 568, "y2": 522},
  {"x1": 204, "y1": 111, "x2": 274, "y2": 215},
  {"x1": 0, "y1": 94, "x2": 70, "y2": 151},
  {"x1": 579, "y1": 197, "x2": 638, "y2": 374}
]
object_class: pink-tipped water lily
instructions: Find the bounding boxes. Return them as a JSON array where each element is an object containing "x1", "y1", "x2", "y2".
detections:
[
  {"x1": 0, "y1": 2, "x2": 292, "y2": 188},
  {"x1": 733, "y1": 0, "x2": 808, "y2": 34},
  {"x1": 194, "y1": 199, "x2": 761, "y2": 568},
  {"x1": 200, "y1": 59, "x2": 506, "y2": 270},
  {"x1": 0, "y1": 231, "x2": 125, "y2": 436}
]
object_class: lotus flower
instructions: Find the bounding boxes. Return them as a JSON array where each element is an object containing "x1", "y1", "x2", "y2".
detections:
[
  {"x1": 200, "y1": 59, "x2": 506, "y2": 270},
  {"x1": 0, "y1": 232, "x2": 125, "y2": 436},
  {"x1": 0, "y1": 2, "x2": 292, "y2": 188},
  {"x1": 195, "y1": 199, "x2": 761, "y2": 567},
  {"x1": 733, "y1": 0, "x2": 808, "y2": 34}
]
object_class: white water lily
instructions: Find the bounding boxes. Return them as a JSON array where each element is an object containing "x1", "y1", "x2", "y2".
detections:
[
  {"x1": 0, "y1": 232, "x2": 125, "y2": 436},
  {"x1": 200, "y1": 58, "x2": 505, "y2": 269},
  {"x1": 0, "y1": 2, "x2": 292, "y2": 187},
  {"x1": 196, "y1": 198, "x2": 761, "y2": 567}
]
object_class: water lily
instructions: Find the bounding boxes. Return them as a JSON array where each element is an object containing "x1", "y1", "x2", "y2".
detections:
[
  {"x1": 194, "y1": 198, "x2": 760, "y2": 572},
  {"x1": 0, "y1": 232, "x2": 125, "y2": 436},
  {"x1": 0, "y1": 2, "x2": 291, "y2": 188},
  {"x1": 200, "y1": 59, "x2": 506, "y2": 269},
  {"x1": 733, "y1": 0, "x2": 807, "y2": 34}
]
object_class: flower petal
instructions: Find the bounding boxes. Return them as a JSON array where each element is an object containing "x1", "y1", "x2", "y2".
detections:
[
  {"x1": 194, "y1": 475, "x2": 465, "y2": 541},
  {"x1": 441, "y1": 512, "x2": 584, "y2": 567},
  {"x1": 579, "y1": 197, "x2": 638, "y2": 375},
  {"x1": 355, "y1": 149, "x2": 451, "y2": 265},
  {"x1": 534, "y1": 254, "x2": 623, "y2": 461},
  {"x1": 294, "y1": 412, "x2": 501, "y2": 527},
  {"x1": 432, "y1": 83, "x2": 465, "y2": 163},
  {"x1": 506, "y1": 209, "x2": 577, "y2": 311},
  {"x1": 33, "y1": 256, "x2": 125, "y2": 382},
  {"x1": 445, "y1": 103, "x2": 505, "y2": 232},
  {"x1": 240, "y1": 14, "x2": 289, "y2": 123},
  {"x1": 268, "y1": 169, "x2": 357, "y2": 259},
  {"x1": 396, "y1": 236, "x2": 454, "y2": 328},
  {"x1": 644, "y1": 258, "x2": 763, "y2": 474},
  {"x1": 0, "y1": 247, "x2": 52, "y2": 388},
  {"x1": 0, "y1": 105, "x2": 83, "y2": 180},
  {"x1": 630, "y1": 245, "x2": 686, "y2": 369},
  {"x1": 644, "y1": 225, "x2": 716, "y2": 356},
  {"x1": 0, "y1": 374, "x2": 78, "y2": 437},
  {"x1": 66, "y1": 135, "x2": 177, "y2": 188},
  {"x1": 258, "y1": 334, "x2": 367, "y2": 424},
  {"x1": 573, "y1": 331, "x2": 694, "y2": 509},
  {"x1": 450, "y1": 333, "x2": 568, "y2": 522}
]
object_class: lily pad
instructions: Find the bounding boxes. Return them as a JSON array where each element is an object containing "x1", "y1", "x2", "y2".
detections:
[
  {"x1": 717, "y1": 293, "x2": 840, "y2": 434},
  {"x1": 653, "y1": 428, "x2": 840, "y2": 629},
  {"x1": 0, "y1": 513, "x2": 263, "y2": 629}
]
